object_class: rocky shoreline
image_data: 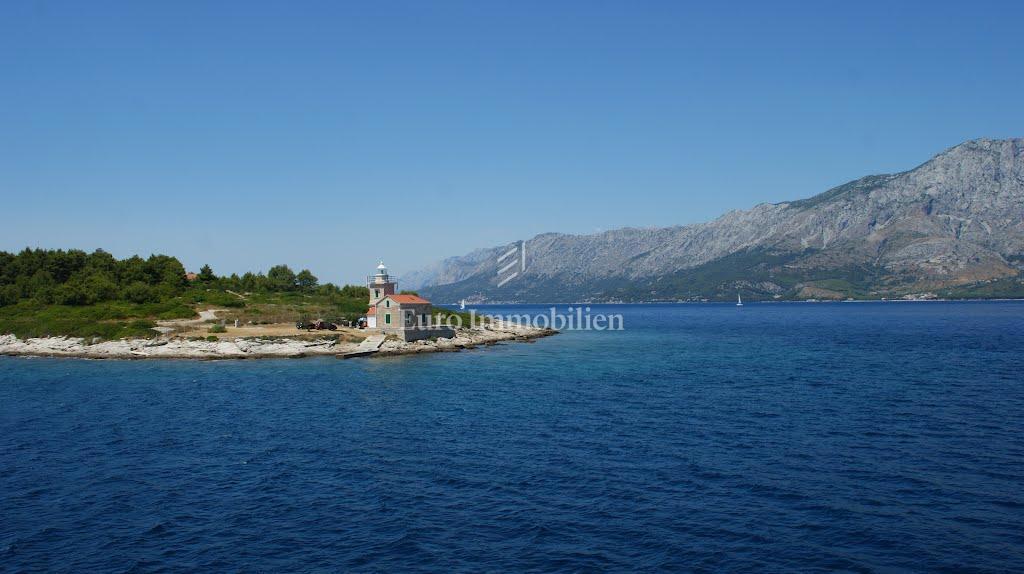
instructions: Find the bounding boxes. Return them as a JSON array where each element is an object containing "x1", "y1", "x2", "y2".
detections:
[
  {"x1": 0, "y1": 323, "x2": 556, "y2": 360},
  {"x1": 372, "y1": 323, "x2": 557, "y2": 358}
]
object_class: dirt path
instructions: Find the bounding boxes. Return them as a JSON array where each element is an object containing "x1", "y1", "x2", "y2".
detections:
[
  {"x1": 156, "y1": 308, "x2": 367, "y2": 341},
  {"x1": 176, "y1": 320, "x2": 367, "y2": 341},
  {"x1": 197, "y1": 309, "x2": 219, "y2": 321},
  {"x1": 153, "y1": 308, "x2": 225, "y2": 335}
]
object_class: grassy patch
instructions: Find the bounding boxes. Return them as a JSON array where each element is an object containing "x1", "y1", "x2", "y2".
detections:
[
  {"x1": 185, "y1": 289, "x2": 247, "y2": 307},
  {"x1": 0, "y1": 300, "x2": 190, "y2": 339},
  {"x1": 214, "y1": 290, "x2": 371, "y2": 326}
]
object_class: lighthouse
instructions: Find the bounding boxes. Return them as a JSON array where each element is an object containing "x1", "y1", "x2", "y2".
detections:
[
  {"x1": 367, "y1": 261, "x2": 396, "y2": 306},
  {"x1": 361, "y1": 260, "x2": 448, "y2": 341}
]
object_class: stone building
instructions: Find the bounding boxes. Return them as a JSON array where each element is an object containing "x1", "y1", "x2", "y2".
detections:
[{"x1": 364, "y1": 262, "x2": 452, "y2": 341}]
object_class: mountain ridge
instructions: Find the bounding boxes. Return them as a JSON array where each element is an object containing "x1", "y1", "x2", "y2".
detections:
[{"x1": 409, "y1": 138, "x2": 1024, "y2": 302}]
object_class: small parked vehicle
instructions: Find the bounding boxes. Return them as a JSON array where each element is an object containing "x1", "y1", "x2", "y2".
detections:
[{"x1": 296, "y1": 319, "x2": 338, "y2": 331}]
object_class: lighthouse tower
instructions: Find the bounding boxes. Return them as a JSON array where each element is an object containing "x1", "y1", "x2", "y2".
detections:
[{"x1": 367, "y1": 261, "x2": 396, "y2": 307}]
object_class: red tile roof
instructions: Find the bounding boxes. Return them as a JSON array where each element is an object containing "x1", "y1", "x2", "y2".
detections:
[
  {"x1": 366, "y1": 307, "x2": 375, "y2": 315},
  {"x1": 388, "y1": 294, "x2": 431, "y2": 304}
]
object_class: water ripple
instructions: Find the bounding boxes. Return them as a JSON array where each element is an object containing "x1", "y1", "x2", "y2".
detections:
[{"x1": 1, "y1": 302, "x2": 1023, "y2": 572}]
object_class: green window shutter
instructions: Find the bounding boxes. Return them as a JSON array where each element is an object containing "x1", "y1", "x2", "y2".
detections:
[{"x1": 385, "y1": 313, "x2": 391, "y2": 324}]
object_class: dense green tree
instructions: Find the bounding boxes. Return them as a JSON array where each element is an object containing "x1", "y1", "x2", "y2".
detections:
[
  {"x1": 85, "y1": 249, "x2": 118, "y2": 276},
  {"x1": 0, "y1": 248, "x2": 370, "y2": 306},
  {"x1": 0, "y1": 251, "x2": 16, "y2": 285},
  {"x1": 317, "y1": 283, "x2": 340, "y2": 296},
  {"x1": 267, "y1": 265, "x2": 297, "y2": 291},
  {"x1": 44, "y1": 249, "x2": 88, "y2": 283},
  {"x1": 199, "y1": 264, "x2": 216, "y2": 282},
  {"x1": 123, "y1": 281, "x2": 157, "y2": 304},
  {"x1": 339, "y1": 284, "x2": 369, "y2": 299},
  {"x1": 0, "y1": 285, "x2": 19, "y2": 306},
  {"x1": 146, "y1": 254, "x2": 187, "y2": 292},
  {"x1": 54, "y1": 282, "x2": 89, "y2": 306},
  {"x1": 119, "y1": 256, "x2": 148, "y2": 284},
  {"x1": 240, "y1": 272, "x2": 258, "y2": 292},
  {"x1": 26, "y1": 269, "x2": 56, "y2": 300},
  {"x1": 296, "y1": 269, "x2": 318, "y2": 291},
  {"x1": 83, "y1": 272, "x2": 119, "y2": 302}
]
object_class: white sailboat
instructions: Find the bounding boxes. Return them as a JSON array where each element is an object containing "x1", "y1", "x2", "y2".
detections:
[
  {"x1": 737, "y1": 292, "x2": 743, "y2": 307},
  {"x1": 459, "y1": 299, "x2": 466, "y2": 310}
]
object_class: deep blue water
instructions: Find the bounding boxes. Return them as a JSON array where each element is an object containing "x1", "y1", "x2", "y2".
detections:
[{"x1": 2, "y1": 302, "x2": 1023, "y2": 572}]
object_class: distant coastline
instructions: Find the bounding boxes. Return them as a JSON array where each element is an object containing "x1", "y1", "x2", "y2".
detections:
[
  {"x1": 457, "y1": 297, "x2": 1024, "y2": 305},
  {"x1": 415, "y1": 139, "x2": 1024, "y2": 305}
]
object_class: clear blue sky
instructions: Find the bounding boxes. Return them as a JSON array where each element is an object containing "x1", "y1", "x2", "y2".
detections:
[{"x1": 2, "y1": 1, "x2": 1021, "y2": 284}]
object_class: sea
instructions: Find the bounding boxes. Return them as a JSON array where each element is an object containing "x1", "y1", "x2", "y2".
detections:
[{"x1": 2, "y1": 302, "x2": 1022, "y2": 572}]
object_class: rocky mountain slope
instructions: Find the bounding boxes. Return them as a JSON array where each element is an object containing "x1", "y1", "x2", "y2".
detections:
[{"x1": 409, "y1": 138, "x2": 1024, "y2": 302}]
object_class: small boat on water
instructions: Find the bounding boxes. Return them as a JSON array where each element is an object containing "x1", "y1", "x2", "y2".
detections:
[
  {"x1": 459, "y1": 299, "x2": 466, "y2": 310},
  {"x1": 737, "y1": 292, "x2": 743, "y2": 307}
]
